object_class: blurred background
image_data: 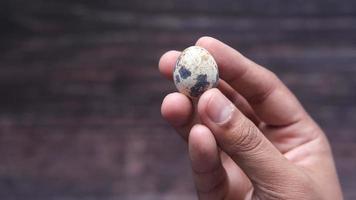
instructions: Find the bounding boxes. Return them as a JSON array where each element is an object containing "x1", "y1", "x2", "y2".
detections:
[{"x1": 0, "y1": 0, "x2": 355, "y2": 199}]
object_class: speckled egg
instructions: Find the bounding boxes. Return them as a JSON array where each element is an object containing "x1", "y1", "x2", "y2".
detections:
[{"x1": 173, "y1": 46, "x2": 219, "y2": 98}]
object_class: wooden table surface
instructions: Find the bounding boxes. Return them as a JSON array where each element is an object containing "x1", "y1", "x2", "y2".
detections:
[{"x1": 0, "y1": 0, "x2": 355, "y2": 199}]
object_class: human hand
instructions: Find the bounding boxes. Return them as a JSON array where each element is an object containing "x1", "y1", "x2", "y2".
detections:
[{"x1": 159, "y1": 37, "x2": 343, "y2": 199}]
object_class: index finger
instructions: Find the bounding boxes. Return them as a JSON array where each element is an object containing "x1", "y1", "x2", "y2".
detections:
[
  {"x1": 195, "y1": 37, "x2": 306, "y2": 126},
  {"x1": 158, "y1": 50, "x2": 180, "y2": 79}
]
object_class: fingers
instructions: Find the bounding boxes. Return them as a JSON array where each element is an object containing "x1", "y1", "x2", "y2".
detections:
[
  {"x1": 162, "y1": 94, "x2": 254, "y2": 199},
  {"x1": 161, "y1": 88, "x2": 259, "y2": 141},
  {"x1": 158, "y1": 39, "x2": 305, "y2": 126},
  {"x1": 218, "y1": 79, "x2": 260, "y2": 126},
  {"x1": 197, "y1": 89, "x2": 294, "y2": 183},
  {"x1": 161, "y1": 92, "x2": 194, "y2": 140},
  {"x1": 195, "y1": 36, "x2": 306, "y2": 126},
  {"x1": 158, "y1": 50, "x2": 180, "y2": 80},
  {"x1": 188, "y1": 125, "x2": 228, "y2": 200},
  {"x1": 159, "y1": 50, "x2": 260, "y2": 127}
]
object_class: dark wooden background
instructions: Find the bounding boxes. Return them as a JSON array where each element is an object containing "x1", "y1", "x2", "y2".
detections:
[{"x1": 0, "y1": 0, "x2": 355, "y2": 199}]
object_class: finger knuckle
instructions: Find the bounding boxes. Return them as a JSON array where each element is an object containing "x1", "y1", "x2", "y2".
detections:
[
  {"x1": 227, "y1": 119, "x2": 263, "y2": 153},
  {"x1": 247, "y1": 69, "x2": 279, "y2": 105},
  {"x1": 195, "y1": 168, "x2": 227, "y2": 193}
]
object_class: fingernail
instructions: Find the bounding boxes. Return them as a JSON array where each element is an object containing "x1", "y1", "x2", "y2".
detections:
[{"x1": 207, "y1": 93, "x2": 234, "y2": 123}]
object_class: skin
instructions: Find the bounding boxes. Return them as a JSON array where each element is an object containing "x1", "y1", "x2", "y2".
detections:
[{"x1": 159, "y1": 37, "x2": 343, "y2": 200}]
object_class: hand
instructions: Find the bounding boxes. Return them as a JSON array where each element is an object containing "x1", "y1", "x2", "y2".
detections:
[{"x1": 159, "y1": 37, "x2": 343, "y2": 200}]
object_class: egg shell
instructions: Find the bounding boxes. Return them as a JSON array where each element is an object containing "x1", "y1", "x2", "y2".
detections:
[{"x1": 173, "y1": 46, "x2": 219, "y2": 98}]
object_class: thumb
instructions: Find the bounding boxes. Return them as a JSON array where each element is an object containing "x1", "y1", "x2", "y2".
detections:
[{"x1": 197, "y1": 89, "x2": 302, "y2": 188}]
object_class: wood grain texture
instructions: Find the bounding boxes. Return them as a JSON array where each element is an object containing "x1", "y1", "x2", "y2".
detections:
[{"x1": 0, "y1": 0, "x2": 355, "y2": 199}]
